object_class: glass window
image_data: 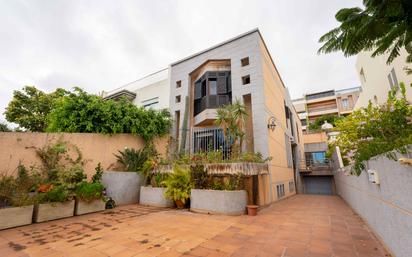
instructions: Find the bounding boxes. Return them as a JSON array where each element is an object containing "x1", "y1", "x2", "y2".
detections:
[
  {"x1": 342, "y1": 98, "x2": 349, "y2": 109},
  {"x1": 209, "y1": 78, "x2": 217, "y2": 95}
]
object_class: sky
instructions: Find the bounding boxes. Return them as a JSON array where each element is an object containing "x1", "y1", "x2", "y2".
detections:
[{"x1": 0, "y1": 0, "x2": 363, "y2": 125}]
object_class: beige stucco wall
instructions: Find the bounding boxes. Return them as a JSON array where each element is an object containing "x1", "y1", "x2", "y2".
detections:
[
  {"x1": 355, "y1": 48, "x2": 412, "y2": 109},
  {"x1": 303, "y1": 132, "x2": 328, "y2": 144},
  {"x1": 0, "y1": 132, "x2": 168, "y2": 179}
]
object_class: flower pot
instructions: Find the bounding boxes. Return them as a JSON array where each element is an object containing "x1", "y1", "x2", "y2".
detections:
[
  {"x1": 0, "y1": 205, "x2": 34, "y2": 230},
  {"x1": 175, "y1": 199, "x2": 186, "y2": 209},
  {"x1": 102, "y1": 171, "x2": 144, "y2": 205},
  {"x1": 139, "y1": 186, "x2": 174, "y2": 207},
  {"x1": 246, "y1": 205, "x2": 258, "y2": 216},
  {"x1": 34, "y1": 200, "x2": 75, "y2": 223},
  {"x1": 190, "y1": 189, "x2": 247, "y2": 215},
  {"x1": 75, "y1": 199, "x2": 106, "y2": 215}
]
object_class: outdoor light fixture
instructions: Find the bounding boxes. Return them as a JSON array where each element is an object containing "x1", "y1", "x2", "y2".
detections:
[{"x1": 267, "y1": 117, "x2": 277, "y2": 131}]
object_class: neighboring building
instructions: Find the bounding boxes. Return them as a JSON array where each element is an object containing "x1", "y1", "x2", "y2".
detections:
[
  {"x1": 293, "y1": 86, "x2": 361, "y2": 132},
  {"x1": 102, "y1": 68, "x2": 169, "y2": 110},
  {"x1": 169, "y1": 29, "x2": 304, "y2": 204},
  {"x1": 355, "y1": 47, "x2": 412, "y2": 109}
]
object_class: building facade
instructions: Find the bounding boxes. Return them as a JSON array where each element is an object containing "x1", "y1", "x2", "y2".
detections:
[
  {"x1": 293, "y1": 87, "x2": 361, "y2": 132},
  {"x1": 355, "y1": 47, "x2": 412, "y2": 109}
]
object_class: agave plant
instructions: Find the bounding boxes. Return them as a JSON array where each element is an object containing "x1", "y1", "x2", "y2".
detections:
[{"x1": 115, "y1": 145, "x2": 157, "y2": 174}]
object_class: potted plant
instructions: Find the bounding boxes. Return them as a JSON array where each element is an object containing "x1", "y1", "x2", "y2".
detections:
[
  {"x1": 34, "y1": 185, "x2": 75, "y2": 222},
  {"x1": 74, "y1": 181, "x2": 106, "y2": 215},
  {"x1": 162, "y1": 166, "x2": 192, "y2": 209},
  {"x1": 0, "y1": 173, "x2": 36, "y2": 230},
  {"x1": 102, "y1": 146, "x2": 155, "y2": 205},
  {"x1": 140, "y1": 171, "x2": 173, "y2": 207}
]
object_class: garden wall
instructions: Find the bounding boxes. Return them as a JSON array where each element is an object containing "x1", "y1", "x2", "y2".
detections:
[
  {"x1": 0, "y1": 132, "x2": 167, "y2": 178},
  {"x1": 333, "y1": 149, "x2": 412, "y2": 257}
]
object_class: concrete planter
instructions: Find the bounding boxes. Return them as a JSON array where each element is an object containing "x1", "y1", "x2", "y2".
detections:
[
  {"x1": 102, "y1": 171, "x2": 144, "y2": 205},
  {"x1": 0, "y1": 205, "x2": 34, "y2": 230},
  {"x1": 190, "y1": 189, "x2": 247, "y2": 215},
  {"x1": 75, "y1": 199, "x2": 106, "y2": 215},
  {"x1": 139, "y1": 186, "x2": 174, "y2": 207},
  {"x1": 34, "y1": 200, "x2": 75, "y2": 223}
]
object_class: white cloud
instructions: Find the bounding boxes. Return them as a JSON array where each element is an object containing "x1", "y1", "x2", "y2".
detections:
[{"x1": 0, "y1": 0, "x2": 363, "y2": 124}]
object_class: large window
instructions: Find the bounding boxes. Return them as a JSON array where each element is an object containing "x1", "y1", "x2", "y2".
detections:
[
  {"x1": 305, "y1": 151, "x2": 326, "y2": 165},
  {"x1": 342, "y1": 98, "x2": 349, "y2": 109},
  {"x1": 141, "y1": 97, "x2": 160, "y2": 109}
]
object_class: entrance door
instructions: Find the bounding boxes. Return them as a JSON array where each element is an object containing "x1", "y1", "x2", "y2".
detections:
[{"x1": 304, "y1": 176, "x2": 332, "y2": 195}]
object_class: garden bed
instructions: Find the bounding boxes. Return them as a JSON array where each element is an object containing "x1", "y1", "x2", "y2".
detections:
[
  {"x1": 102, "y1": 171, "x2": 144, "y2": 205},
  {"x1": 0, "y1": 205, "x2": 34, "y2": 230},
  {"x1": 75, "y1": 199, "x2": 106, "y2": 215},
  {"x1": 34, "y1": 200, "x2": 75, "y2": 223},
  {"x1": 139, "y1": 186, "x2": 174, "y2": 207},
  {"x1": 190, "y1": 189, "x2": 247, "y2": 215}
]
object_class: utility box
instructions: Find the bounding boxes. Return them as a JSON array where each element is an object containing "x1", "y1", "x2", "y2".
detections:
[{"x1": 367, "y1": 169, "x2": 380, "y2": 184}]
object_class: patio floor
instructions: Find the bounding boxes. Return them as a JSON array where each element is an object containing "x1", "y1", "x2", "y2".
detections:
[{"x1": 0, "y1": 195, "x2": 391, "y2": 257}]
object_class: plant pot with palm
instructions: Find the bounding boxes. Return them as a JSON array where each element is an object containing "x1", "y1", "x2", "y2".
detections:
[{"x1": 162, "y1": 166, "x2": 192, "y2": 209}]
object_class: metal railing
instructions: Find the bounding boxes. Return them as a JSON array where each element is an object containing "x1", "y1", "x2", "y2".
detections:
[
  {"x1": 192, "y1": 127, "x2": 231, "y2": 159},
  {"x1": 194, "y1": 95, "x2": 231, "y2": 116},
  {"x1": 299, "y1": 158, "x2": 333, "y2": 172}
]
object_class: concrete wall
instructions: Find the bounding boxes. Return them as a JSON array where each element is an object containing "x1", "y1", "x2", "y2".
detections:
[
  {"x1": 0, "y1": 132, "x2": 167, "y2": 178},
  {"x1": 334, "y1": 151, "x2": 412, "y2": 257},
  {"x1": 355, "y1": 47, "x2": 412, "y2": 109}
]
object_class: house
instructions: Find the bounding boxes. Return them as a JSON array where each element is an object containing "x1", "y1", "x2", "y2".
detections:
[
  {"x1": 104, "y1": 29, "x2": 305, "y2": 204},
  {"x1": 293, "y1": 86, "x2": 361, "y2": 132},
  {"x1": 355, "y1": 47, "x2": 412, "y2": 109}
]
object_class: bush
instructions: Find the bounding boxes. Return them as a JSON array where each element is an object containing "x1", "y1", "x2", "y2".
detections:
[
  {"x1": 150, "y1": 173, "x2": 169, "y2": 187},
  {"x1": 92, "y1": 163, "x2": 103, "y2": 183},
  {"x1": 47, "y1": 88, "x2": 172, "y2": 141},
  {"x1": 115, "y1": 145, "x2": 157, "y2": 173},
  {"x1": 75, "y1": 182, "x2": 105, "y2": 202},
  {"x1": 162, "y1": 166, "x2": 192, "y2": 204},
  {"x1": 37, "y1": 185, "x2": 72, "y2": 203}
]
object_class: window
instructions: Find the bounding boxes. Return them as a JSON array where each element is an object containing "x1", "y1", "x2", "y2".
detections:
[
  {"x1": 300, "y1": 119, "x2": 307, "y2": 126},
  {"x1": 241, "y1": 57, "x2": 249, "y2": 67},
  {"x1": 242, "y1": 75, "x2": 250, "y2": 85},
  {"x1": 141, "y1": 97, "x2": 159, "y2": 109},
  {"x1": 209, "y1": 78, "x2": 217, "y2": 95},
  {"x1": 285, "y1": 133, "x2": 292, "y2": 168},
  {"x1": 360, "y1": 68, "x2": 366, "y2": 82},
  {"x1": 388, "y1": 68, "x2": 399, "y2": 90},
  {"x1": 342, "y1": 98, "x2": 349, "y2": 109},
  {"x1": 289, "y1": 181, "x2": 295, "y2": 193},
  {"x1": 176, "y1": 80, "x2": 181, "y2": 88},
  {"x1": 277, "y1": 184, "x2": 285, "y2": 198},
  {"x1": 175, "y1": 95, "x2": 181, "y2": 103}
]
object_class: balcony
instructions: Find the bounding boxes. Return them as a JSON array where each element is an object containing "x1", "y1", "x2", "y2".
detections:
[
  {"x1": 299, "y1": 159, "x2": 333, "y2": 175},
  {"x1": 194, "y1": 95, "x2": 231, "y2": 116}
]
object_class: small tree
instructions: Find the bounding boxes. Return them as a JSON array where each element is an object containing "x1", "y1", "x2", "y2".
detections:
[
  {"x1": 215, "y1": 100, "x2": 248, "y2": 158},
  {"x1": 4, "y1": 86, "x2": 68, "y2": 131},
  {"x1": 332, "y1": 83, "x2": 412, "y2": 175},
  {"x1": 0, "y1": 122, "x2": 11, "y2": 132}
]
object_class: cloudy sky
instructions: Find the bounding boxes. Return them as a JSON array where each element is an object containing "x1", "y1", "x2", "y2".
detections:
[{"x1": 0, "y1": 0, "x2": 362, "y2": 124}]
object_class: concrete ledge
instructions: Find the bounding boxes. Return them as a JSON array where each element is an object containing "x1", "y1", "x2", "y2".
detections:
[
  {"x1": 140, "y1": 186, "x2": 174, "y2": 207},
  {"x1": 75, "y1": 199, "x2": 106, "y2": 215},
  {"x1": 35, "y1": 200, "x2": 75, "y2": 223},
  {"x1": 0, "y1": 205, "x2": 34, "y2": 230},
  {"x1": 102, "y1": 171, "x2": 144, "y2": 205},
  {"x1": 190, "y1": 189, "x2": 247, "y2": 215}
]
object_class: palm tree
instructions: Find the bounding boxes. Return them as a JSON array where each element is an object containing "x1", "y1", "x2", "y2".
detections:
[
  {"x1": 318, "y1": 0, "x2": 412, "y2": 73},
  {"x1": 231, "y1": 100, "x2": 248, "y2": 152}
]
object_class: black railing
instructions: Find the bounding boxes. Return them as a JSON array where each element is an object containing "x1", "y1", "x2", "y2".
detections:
[
  {"x1": 299, "y1": 158, "x2": 333, "y2": 172},
  {"x1": 194, "y1": 95, "x2": 231, "y2": 116}
]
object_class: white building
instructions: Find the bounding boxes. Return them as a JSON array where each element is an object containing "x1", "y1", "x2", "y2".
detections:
[{"x1": 355, "y1": 47, "x2": 412, "y2": 109}]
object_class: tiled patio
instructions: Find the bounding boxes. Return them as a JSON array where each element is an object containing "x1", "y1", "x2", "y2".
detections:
[{"x1": 0, "y1": 195, "x2": 390, "y2": 257}]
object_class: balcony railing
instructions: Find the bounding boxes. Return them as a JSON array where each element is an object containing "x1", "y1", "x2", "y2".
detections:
[
  {"x1": 299, "y1": 158, "x2": 333, "y2": 173},
  {"x1": 192, "y1": 127, "x2": 232, "y2": 159},
  {"x1": 194, "y1": 95, "x2": 231, "y2": 116}
]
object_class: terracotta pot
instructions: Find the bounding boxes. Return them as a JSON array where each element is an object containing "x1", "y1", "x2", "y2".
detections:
[
  {"x1": 246, "y1": 205, "x2": 258, "y2": 216},
  {"x1": 175, "y1": 200, "x2": 186, "y2": 209}
]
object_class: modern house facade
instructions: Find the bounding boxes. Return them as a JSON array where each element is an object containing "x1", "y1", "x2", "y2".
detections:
[
  {"x1": 355, "y1": 47, "x2": 412, "y2": 109},
  {"x1": 104, "y1": 29, "x2": 305, "y2": 204},
  {"x1": 293, "y1": 87, "x2": 361, "y2": 132}
]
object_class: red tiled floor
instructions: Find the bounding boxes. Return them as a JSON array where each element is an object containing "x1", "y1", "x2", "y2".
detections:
[{"x1": 0, "y1": 195, "x2": 391, "y2": 257}]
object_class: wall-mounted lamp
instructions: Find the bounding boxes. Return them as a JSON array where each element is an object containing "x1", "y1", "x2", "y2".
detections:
[{"x1": 267, "y1": 117, "x2": 277, "y2": 131}]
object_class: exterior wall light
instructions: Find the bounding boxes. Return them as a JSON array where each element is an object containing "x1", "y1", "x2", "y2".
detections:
[{"x1": 267, "y1": 117, "x2": 277, "y2": 131}]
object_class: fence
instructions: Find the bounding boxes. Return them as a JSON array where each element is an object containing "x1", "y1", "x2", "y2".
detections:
[{"x1": 333, "y1": 148, "x2": 412, "y2": 257}]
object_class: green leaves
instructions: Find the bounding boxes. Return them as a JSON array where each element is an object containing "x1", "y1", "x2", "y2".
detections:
[
  {"x1": 75, "y1": 182, "x2": 104, "y2": 202},
  {"x1": 47, "y1": 88, "x2": 172, "y2": 141},
  {"x1": 318, "y1": 0, "x2": 412, "y2": 67},
  {"x1": 333, "y1": 82, "x2": 412, "y2": 175}
]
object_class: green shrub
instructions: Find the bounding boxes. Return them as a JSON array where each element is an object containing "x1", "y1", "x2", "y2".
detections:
[
  {"x1": 37, "y1": 185, "x2": 72, "y2": 203},
  {"x1": 162, "y1": 166, "x2": 192, "y2": 204},
  {"x1": 92, "y1": 162, "x2": 103, "y2": 183},
  {"x1": 0, "y1": 175, "x2": 16, "y2": 208},
  {"x1": 75, "y1": 182, "x2": 105, "y2": 202},
  {"x1": 115, "y1": 145, "x2": 157, "y2": 173},
  {"x1": 150, "y1": 173, "x2": 169, "y2": 187},
  {"x1": 190, "y1": 164, "x2": 209, "y2": 189}
]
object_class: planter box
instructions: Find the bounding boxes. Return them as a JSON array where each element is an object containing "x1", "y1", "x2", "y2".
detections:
[
  {"x1": 190, "y1": 189, "x2": 247, "y2": 215},
  {"x1": 34, "y1": 200, "x2": 75, "y2": 223},
  {"x1": 140, "y1": 186, "x2": 174, "y2": 207},
  {"x1": 102, "y1": 171, "x2": 144, "y2": 205},
  {"x1": 0, "y1": 205, "x2": 34, "y2": 230},
  {"x1": 75, "y1": 199, "x2": 106, "y2": 215}
]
